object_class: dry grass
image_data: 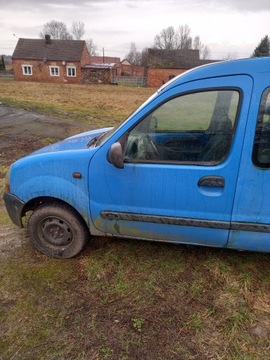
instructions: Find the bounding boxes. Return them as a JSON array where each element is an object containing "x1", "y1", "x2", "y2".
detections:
[
  {"x1": 0, "y1": 79, "x2": 270, "y2": 359},
  {"x1": 0, "y1": 80, "x2": 154, "y2": 127}
]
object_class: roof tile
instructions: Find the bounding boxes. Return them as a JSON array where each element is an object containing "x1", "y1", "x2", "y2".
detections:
[{"x1": 12, "y1": 38, "x2": 87, "y2": 62}]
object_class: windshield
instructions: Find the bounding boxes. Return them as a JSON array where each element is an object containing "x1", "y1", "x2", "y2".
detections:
[{"x1": 92, "y1": 90, "x2": 159, "y2": 147}]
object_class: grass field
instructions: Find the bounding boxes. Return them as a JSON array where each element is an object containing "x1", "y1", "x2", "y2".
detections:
[
  {"x1": 0, "y1": 80, "x2": 154, "y2": 127},
  {"x1": 0, "y1": 79, "x2": 270, "y2": 359}
]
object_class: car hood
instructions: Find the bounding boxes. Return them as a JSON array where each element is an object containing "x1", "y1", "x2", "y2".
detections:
[{"x1": 32, "y1": 127, "x2": 113, "y2": 155}]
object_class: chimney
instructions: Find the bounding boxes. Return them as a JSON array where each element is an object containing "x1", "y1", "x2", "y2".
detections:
[{"x1": 45, "y1": 34, "x2": 51, "y2": 44}]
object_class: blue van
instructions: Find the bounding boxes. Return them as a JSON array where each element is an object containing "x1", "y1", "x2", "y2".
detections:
[{"x1": 4, "y1": 57, "x2": 270, "y2": 258}]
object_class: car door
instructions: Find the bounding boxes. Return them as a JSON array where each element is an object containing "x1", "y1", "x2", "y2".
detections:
[
  {"x1": 229, "y1": 84, "x2": 270, "y2": 252},
  {"x1": 89, "y1": 75, "x2": 253, "y2": 247}
]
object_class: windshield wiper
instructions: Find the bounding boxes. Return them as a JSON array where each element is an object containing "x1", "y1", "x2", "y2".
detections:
[
  {"x1": 87, "y1": 136, "x2": 99, "y2": 147},
  {"x1": 87, "y1": 132, "x2": 107, "y2": 148}
]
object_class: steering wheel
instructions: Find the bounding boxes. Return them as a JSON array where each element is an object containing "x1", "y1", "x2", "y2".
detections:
[{"x1": 125, "y1": 137, "x2": 139, "y2": 159}]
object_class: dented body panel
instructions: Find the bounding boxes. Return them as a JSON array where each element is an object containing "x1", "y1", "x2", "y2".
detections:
[{"x1": 4, "y1": 57, "x2": 270, "y2": 254}]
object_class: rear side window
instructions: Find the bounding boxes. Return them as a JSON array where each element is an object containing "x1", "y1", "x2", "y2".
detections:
[{"x1": 252, "y1": 88, "x2": 270, "y2": 168}]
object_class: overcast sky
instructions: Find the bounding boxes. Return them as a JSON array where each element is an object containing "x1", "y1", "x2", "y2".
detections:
[{"x1": 1, "y1": 0, "x2": 270, "y2": 59}]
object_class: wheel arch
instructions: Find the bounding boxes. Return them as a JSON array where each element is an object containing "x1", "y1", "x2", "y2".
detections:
[{"x1": 22, "y1": 196, "x2": 90, "y2": 234}]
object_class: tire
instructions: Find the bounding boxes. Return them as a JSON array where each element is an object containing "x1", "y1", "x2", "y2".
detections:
[{"x1": 28, "y1": 202, "x2": 89, "y2": 258}]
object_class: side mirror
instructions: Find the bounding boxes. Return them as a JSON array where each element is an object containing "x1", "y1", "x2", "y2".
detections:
[{"x1": 108, "y1": 142, "x2": 124, "y2": 169}]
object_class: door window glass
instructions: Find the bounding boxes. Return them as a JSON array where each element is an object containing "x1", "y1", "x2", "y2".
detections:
[
  {"x1": 125, "y1": 89, "x2": 240, "y2": 164},
  {"x1": 252, "y1": 89, "x2": 270, "y2": 168}
]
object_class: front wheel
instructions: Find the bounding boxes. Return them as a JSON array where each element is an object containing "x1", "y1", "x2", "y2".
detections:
[{"x1": 28, "y1": 202, "x2": 89, "y2": 258}]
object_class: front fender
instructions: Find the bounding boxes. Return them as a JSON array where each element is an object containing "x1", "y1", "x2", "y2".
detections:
[
  {"x1": 9, "y1": 150, "x2": 93, "y2": 227},
  {"x1": 14, "y1": 175, "x2": 90, "y2": 227}
]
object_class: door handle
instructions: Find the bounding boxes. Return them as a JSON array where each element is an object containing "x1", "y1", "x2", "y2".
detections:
[{"x1": 198, "y1": 176, "x2": 225, "y2": 188}]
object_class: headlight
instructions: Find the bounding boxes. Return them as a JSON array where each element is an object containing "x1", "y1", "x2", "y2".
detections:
[{"x1": 4, "y1": 167, "x2": 11, "y2": 193}]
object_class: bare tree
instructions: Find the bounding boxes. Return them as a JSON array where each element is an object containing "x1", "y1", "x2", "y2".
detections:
[
  {"x1": 40, "y1": 20, "x2": 72, "y2": 40},
  {"x1": 86, "y1": 38, "x2": 98, "y2": 56},
  {"x1": 193, "y1": 36, "x2": 211, "y2": 59},
  {"x1": 153, "y1": 25, "x2": 193, "y2": 50},
  {"x1": 222, "y1": 53, "x2": 237, "y2": 60},
  {"x1": 154, "y1": 26, "x2": 179, "y2": 50},
  {"x1": 125, "y1": 42, "x2": 142, "y2": 65},
  {"x1": 71, "y1": 21, "x2": 85, "y2": 40},
  {"x1": 0, "y1": 55, "x2": 5, "y2": 71},
  {"x1": 200, "y1": 45, "x2": 211, "y2": 60},
  {"x1": 141, "y1": 48, "x2": 149, "y2": 67},
  {"x1": 178, "y1": 24, "x2": 192, "y2": 50},
  {"x1": 153, "y1": 25, "x2": 210, "y2": 57}
]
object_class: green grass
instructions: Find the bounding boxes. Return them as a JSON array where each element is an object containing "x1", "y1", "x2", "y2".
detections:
[{"x1": 1, "y1": 241, "x2": 270, "y2": 359}]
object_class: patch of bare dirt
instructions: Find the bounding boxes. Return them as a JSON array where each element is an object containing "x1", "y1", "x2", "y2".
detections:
[
  {"x1": 0, "y1": 225, "x2": 28, "y2": 257},
  {"x1": 0, "y1": 104, "x2": 90, "y2": 163},
  {"x1": 0, "y1": 104, "x2": 91, "y2": 257}
]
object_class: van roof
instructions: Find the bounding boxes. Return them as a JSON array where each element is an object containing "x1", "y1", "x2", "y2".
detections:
[{"x1": 162, "y1": 57, "x2": 270, "y2": 91}]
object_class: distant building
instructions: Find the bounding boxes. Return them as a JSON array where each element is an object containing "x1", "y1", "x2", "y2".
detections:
[
  {"x1": 12, "y1": 36, "x2": 90, "y2": 84},
  {"x1": 2, "y1": 55, "x2": 12, "y2": 71},
  {"x1": 81, "y1": 55, "x2": 121, "y2": 84},
  {"x1": 146, "y1": 49, "x2": 218, "y2": 87},
  {"x1": 82, "y1": 63, "x2": 119, "y2": 84},
  {"x1": 120, "y1": 59, "x2": 145, "y2": 77},
  {"x1": 90, "y1": 55, "x2": 121, "y2": 64},
  {"x1": 11, "y1": 38, "x2": 219, "y2": 87}
]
